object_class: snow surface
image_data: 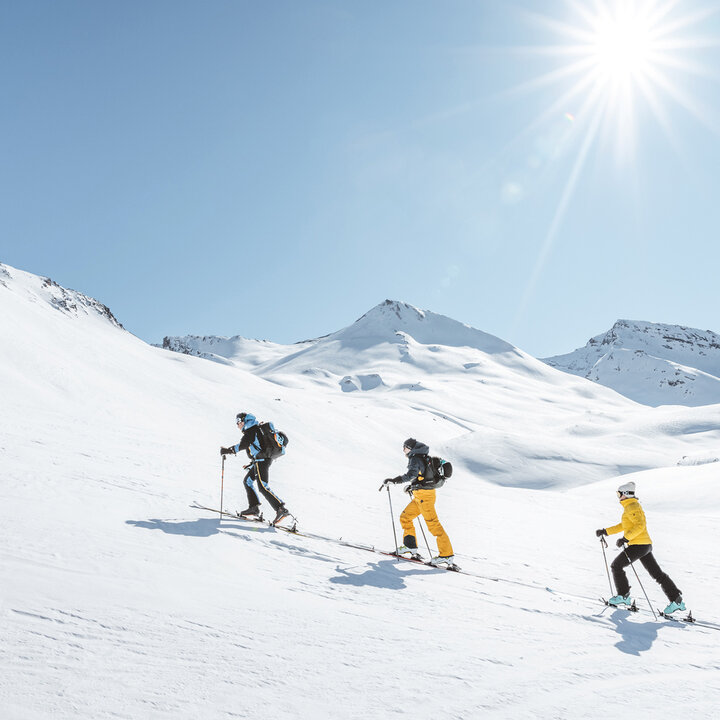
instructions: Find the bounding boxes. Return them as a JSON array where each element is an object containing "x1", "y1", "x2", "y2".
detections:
[
  {"x1": 544, "y1": 319, "x2": 720, "y2": 407},
  {"x1": 2, "y1": 263, "x2": 720, "y2": 719}
]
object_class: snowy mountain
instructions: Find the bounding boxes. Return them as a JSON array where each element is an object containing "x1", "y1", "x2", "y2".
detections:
[
  {"x1": 543, "y1": 319, "x2": 720, "y2": 407},
  {"x1": 161, "y1": 299, "x2": 519, "y2": 378},
  {"x1": 0, "y1": 262, "x2": 123, "y2": 329},
  {"x1": 3, "y1": 263, "x2": 720, "y2": 719},
  {"x1": 159, "y1": 302, "x2": 720, "y2": 487}
]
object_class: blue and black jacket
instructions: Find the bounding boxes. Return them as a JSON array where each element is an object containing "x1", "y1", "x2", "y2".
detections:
[{"x1": 230, "y1": 414, "x2": 268, "y2": 461}]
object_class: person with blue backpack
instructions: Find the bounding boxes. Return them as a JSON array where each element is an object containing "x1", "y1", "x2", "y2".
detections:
[{"x1": 221, "y1": 412, "x2": 290, "y2": 525}]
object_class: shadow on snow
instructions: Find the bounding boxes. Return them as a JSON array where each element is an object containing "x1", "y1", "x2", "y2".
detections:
[
  {"x1": 125, "y1": 517, "x2": 267, "y2": 537},
  {"x1": 127, "y1": 518, "x2": 448, "y2": 590},
  {"x1": 330, "y1": 559, "x2": 440, "y2": 590},
  {"x1": 605, "y1": 608, "x2": 686, "y2": 655}
]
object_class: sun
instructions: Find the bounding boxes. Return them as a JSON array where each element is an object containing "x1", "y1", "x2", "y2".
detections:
[
  {"x1": 515, "y1": 0, "x2": 718, "y2": 160},
  {"x1": 590, "y1": 4, "x2": 656, "y2": 86}
]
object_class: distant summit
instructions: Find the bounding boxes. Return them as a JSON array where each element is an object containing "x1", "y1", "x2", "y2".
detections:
[
  {"x1": 0, "y1": 262, "x2": 123, "y2": 329},
  {"x1": 160, "y1": 299, "x2": 522, "y2": 387},
  {"x1": 543, "y1": 320, "x2": 720, "y2": 407},
  {"x1": 159, "y1": 299, "x2": 540, "y2": 398},
  {"x1": 162, "y1": 305, "x2": 720, "y2": 406},
  {"x1": 322, "y1": 299, "x2": 516, "y2": 354}
]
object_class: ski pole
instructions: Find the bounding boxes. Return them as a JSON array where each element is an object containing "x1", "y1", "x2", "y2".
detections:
[
  {"x1": 219, "y1": 455, "x2": 226, "y2": 520},
  {"x1": 622, "y1": 545, "x2": 657, "y2": 620},
  {"x1": 600, "y1": 535, "x2": 614, "y2": 597},
  {"x1": 384, "y1": 485, "x2": 399, "y2": 557},
  {"x1": 417, "y1": 516, "x2": 433, "y2": 559}
]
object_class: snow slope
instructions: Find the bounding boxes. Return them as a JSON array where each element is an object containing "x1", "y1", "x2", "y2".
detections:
[
  {"x1": 2, "y1": 263, "x2": 720, "y2": 719},
  {"x1": 544, "y1": 319, "x2": 720, "y2": 407},
  {"x1": 161, "y1": 301, "x2": 720, "y2": 488}
]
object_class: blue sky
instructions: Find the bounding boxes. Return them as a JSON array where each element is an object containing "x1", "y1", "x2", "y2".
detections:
[{"x1": 2, "y1": 0, "x2": 719, "y2": 357}]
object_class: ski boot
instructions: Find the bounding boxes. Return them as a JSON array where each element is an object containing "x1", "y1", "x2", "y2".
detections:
[
  {"x1": 239, "y1": 504, "x2": 261, "y2": 518},
  {"x1": 429, "y1": 555, "x2": 455, "y2": 568},
  {"x1": 607, "y1": 593, "x2": 633, "y2": 607},
  {"x1": 272, "y1": 505, "x2": 290, "y2": 526},
  {"x1": 396, "y1": 545, "x2": 423, "y2": 561},
  {"x1": 663, "y1": 596, "x2": 686, "y2": 615}
]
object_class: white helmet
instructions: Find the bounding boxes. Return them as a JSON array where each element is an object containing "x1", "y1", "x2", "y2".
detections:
[{"x1": 617, "y1": 481, "x2": 636, "y2": 496}]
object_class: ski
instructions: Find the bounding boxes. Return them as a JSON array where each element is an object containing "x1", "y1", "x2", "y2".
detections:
[
  {"x1": 389, "y1": 552, "x2": 461, "y2": 572},
  {"x1": 192, "y1": 502, "x2": 263, "y2": 522},
  {"x1": 191, "y1": 502, "x2": 301, "y2": 534},
  {"x1": 600, "y1": 597, "x2": 639, "y2": 612},
  {"x1": 657, "y1": 609, "x2": 696, "y2": 624},
  {"x1": 600, "y1": 597, "x2": 720, "y2": 629},
  {"x1": 192, "y1": 504, "x2": 465, "y2": 572},
  {"x1": 655, "y1": 610, "x2": 720, "y2": 629},
  {"x1": 684, "y1": 618, "x2": 720, "y2": 630},
  {"x1": 339, "y1": 541, "x2": 461, "y2": 572}
]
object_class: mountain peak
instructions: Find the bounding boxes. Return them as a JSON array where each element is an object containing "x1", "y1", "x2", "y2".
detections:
[
  {"x1": 359, "y1": 299, "x2": 426, "y2": 323},
  {"x1": 0, "y1": 262, "x2": 123, "y2": 329},
  {"x1": 332, "y1": 299, "x2": 515, "y2": 354},
  {"x1": 544, "y1": 319, "x2": 720, "y2": 406}
]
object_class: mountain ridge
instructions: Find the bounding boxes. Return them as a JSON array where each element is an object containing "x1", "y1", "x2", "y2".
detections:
[
  {"x1": 0, "y1": 262, "x2": 123, "y2": 329},
  {"x1": 3, "y1": 261, "x2": 719, "y2": 408},
  {"x1": 543, "y1": 319, "x2": 720, "y2": 406}
]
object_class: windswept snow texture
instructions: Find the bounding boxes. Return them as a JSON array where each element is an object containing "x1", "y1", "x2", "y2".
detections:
[
  {"x1": 544, "y1": 319, "x2": 720, "y2": 407},
  {"x1": 3, "y1": 265, "x2": 720, "y2": 719}
]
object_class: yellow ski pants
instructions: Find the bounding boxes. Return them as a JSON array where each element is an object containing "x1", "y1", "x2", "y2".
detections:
[{"x1": 399, "y1": 488, "x2": 454, "y2": 557}]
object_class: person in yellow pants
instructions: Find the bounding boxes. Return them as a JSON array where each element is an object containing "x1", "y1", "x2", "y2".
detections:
[{"x1": 382, "y1": 438, "x2": 455, "y2": 567}]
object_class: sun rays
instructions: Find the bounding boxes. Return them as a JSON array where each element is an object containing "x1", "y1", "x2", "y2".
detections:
[
  {"x1": 510, "y1": 0, "x2": 719, "y2": 331},
  {"x1": 520, "y1": 0, "x2": 720, "y2": 161}
]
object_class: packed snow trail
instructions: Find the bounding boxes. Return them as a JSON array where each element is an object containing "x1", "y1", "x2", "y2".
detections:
[{"x1": 192, "y1": 502, "x2": 720, "y2": 631}]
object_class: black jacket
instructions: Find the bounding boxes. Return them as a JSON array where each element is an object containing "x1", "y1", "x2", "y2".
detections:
[{"x1": 392, "y1": 442, "x2": 444, "y2": 490}]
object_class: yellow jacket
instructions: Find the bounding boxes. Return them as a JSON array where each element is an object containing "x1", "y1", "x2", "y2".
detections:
[{"x1": 605, "y1": 497, "x2": 652, "y2": 545}]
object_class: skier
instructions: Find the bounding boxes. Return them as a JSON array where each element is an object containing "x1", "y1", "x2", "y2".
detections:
[
  {"x1": 596, "y1": 480, "x2": 686, "y2": 615},
  {"x1": 382, "y1": 438, "x2": 455, "y2": 567},
  {"x1": 220, "y1": 412, "x2": 290, "y2": 525}
]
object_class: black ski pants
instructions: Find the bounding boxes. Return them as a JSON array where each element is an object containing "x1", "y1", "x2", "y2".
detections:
[
  {"x1": 243, "y1": 459, "x2": 283, "y2": 512},
  {"x1": 611, "y1": 544, "x2": 681, "y2": 600}
]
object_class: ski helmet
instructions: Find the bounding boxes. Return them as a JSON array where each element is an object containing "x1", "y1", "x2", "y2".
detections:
[
  {"x1": 236, "y1": 412, "x2": 247, "y2": 424},
  {"x1": 403, "y1": 438, "x2": 417, "y2": 450},
  {"x1": 240, "y1": 413, "x2": 257, "y2": 428},
  {"x1": 617, "y1": 481, "x2": 636, "y2": 497}
]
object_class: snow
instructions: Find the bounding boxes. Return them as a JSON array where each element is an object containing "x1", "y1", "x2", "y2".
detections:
[
  {"x1": 2, "y1": 262, "x2": 720, "y2": 719},
  {"x1": 544, "y1": 319, "x2": 720, "y2": 406}
]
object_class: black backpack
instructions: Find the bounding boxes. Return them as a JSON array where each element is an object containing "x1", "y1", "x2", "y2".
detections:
[
  {"x1": 421, "y1": 455, "x2": 453, "y2": 487},
  {"x1": 428, "y1": 456, "x2": 452, "y2": 480},
  {"x1": 257, "y1": 421, "x2": 289, "y2": 459}
]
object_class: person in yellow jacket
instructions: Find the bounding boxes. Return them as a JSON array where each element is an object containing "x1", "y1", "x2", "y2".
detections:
[
  {"x1": 381, "y1": 438, "x2": 455, "y2": 567},
  {"x1": 596, "y1": 480, "x2": 686, "y2": 615}
]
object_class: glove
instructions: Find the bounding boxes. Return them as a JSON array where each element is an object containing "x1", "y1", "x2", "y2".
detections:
[
  {"x1": 616, "y1": 537, "x2": 628, "y2": 548},
  {"x1": 382, "y1": 478, "x2": 394, "y2": 486},
  {"x1": 404, "y1": 483, "x2": 414, "y2": 495},
  {"x1": 220, "y1": 447, "x2": 235, "y2": 456},
  {"x1": 595, "y1": 528, "x2": 607, "y2": 537}
]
